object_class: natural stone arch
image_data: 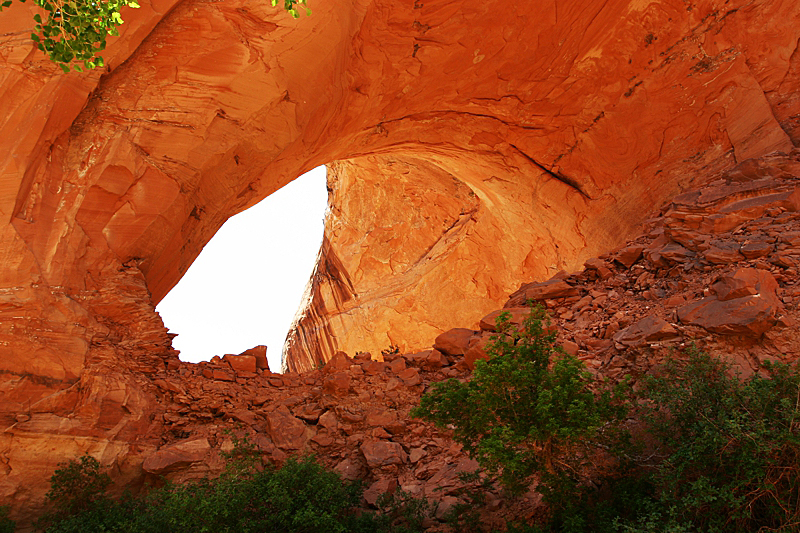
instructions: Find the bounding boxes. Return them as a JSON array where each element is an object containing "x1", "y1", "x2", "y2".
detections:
[{"x1": 0, "y1": 0, "x2": 799, "y2": 520}]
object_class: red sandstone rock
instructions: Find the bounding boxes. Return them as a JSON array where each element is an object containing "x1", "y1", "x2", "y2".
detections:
[
  {"x1": 323, "y1": 373, "x2": 352, "y2": 397},
  {"x1": 506, "y1": 280, "x2": 579, "y2": 307},
  {"x1": 463, "y1": 332, "x2": 494, "y2": 370},
  {"x1": 293, "y1": 403, "x2": 324, "y2": 423},
  {"x1": 397, "y1": 368, "x2": 422, "y2": 387},
  {"x1": 678, "y1": 269, "x2": 781, "y2": 336},
  {"x1": 364, "y1": 477, "x2": 398, "y2": 506},
  {"x1": 422, "y1": 349, "x2": 449, "y2": 370},
  {"x1": 265, "y1": 406, "x2": 309, "y2": 450},
  {"x1": 584, "y1": 258, "x2": 614, "y2": 280},
  {"x1": 479, "y1": 308, "x2": 532, "y2": 332},
  {"x1": 360, "y1": 440, "x2": 408, "y2": 469},
  {"x1": 678, "y1": 295, "x2": 778, "y2": 337},
  {"x1": 318, "y1": 411, "x2": 339, "y2": 431},
  {"x1": 366, "y1": 409, "x2": 406, "y2": 435},
  {"x1": 388, "y1": 357, "x2": 407, "y2": 374},
  {"x1": 3, "y1": 0, "x2": 800, "y2": 520},
  {"x1": 740, "y1": 241, "x2": 774, "y2": 259},
  {"x1": 239, "y1": 346, "x2": 270, "y2": 371},
  {"x1": 433, "y1": 328, "x2": 475, "y2": 356},
  {"x1": 143, "y1": 437, "x2": 211, "y2": 475},
  {"x1": 333, "y1": 458, "x2": 365, "y2": 481},
  {"x1": 613, "y1": 316, "x2": 679, "y2": 347},
  {"x1": 324, "y1": 352, "x2": 353, "y2": 374},
  {"x1": 613, "y1": 246, "x2": 644, "y2": 268},
  {"x1": 223, "y1": 354, "x2": 257, "y2": 374},
  {"x1": 704, "y1": 246, "x2": 745, "y2": 264},
  {"x1": 561, "y1": 340, "x2": 580, "y2": 356}
]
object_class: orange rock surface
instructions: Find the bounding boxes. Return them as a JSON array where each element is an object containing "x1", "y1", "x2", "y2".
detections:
[
  {"x1": 0, "y1": 0, "x2": 799, "y2": 522},
  {"x1": 7, "y1": 153, "x2": 800, "y2": 529}
]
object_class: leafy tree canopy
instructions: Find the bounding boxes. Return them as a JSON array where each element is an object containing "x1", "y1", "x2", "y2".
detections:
[{"x1": 0, "y1": 0, "x2": 310, "y2": 72}]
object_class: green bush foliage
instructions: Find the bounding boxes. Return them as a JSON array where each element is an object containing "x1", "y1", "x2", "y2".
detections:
[
  {"x1": 0, "y1": 506, "x2": 15, "y2": 533},
  {"x1": 412, "y1": 307, "x2": 627, "y2": 496},
  {"x1": 413, "y1": 307, "x2": 800, "y2": 533},
  {"x1": 0, "y1": 0, "x2": 309, "y2": 72},
  {"x1": 41, "y1": 455, "x2": 111, "y2": 520},
  {"x1": 37, "y1": 447, "x2": 429, "y2": 533},
  {"x1": 637, "y1": 348, "x2": 800, "y2": 533}
]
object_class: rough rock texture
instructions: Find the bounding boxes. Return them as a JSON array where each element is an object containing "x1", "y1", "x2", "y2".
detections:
[
  {"x1": 2, "y1": 153, "x2": 800, "y2": 528},
  {"x1": 1, "y1": 0, "x2": 800, "y2": 523},
  {"x1": 280, "y1": 0, "x2": 800, "y2": 370}
]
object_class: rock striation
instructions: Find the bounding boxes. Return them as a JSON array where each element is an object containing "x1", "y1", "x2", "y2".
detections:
[
  {"x1": 1, "y1": 0, "x2": 800, "y2": 523},
  {"x1": 1, "y1": 151, "x2": 799, "y2": 527}
]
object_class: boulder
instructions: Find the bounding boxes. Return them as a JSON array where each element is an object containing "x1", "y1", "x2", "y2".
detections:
[
  {"x1": 333, "y1": 457, "x2": 366, "y2": 481},
  {"x1": 463, "y1": 332, "x2": 494, "y2": 370},
  {"x1": 479, "y1": 308, "x2": 532, "y2": 332},
  {"x1": 143, "y1": 438, "x2": 211, "y2": 475},
  {"x1": 223, "y1": 354, "x2": 257, "y2": 374},
  {"x1": 360, "y1": 440, "x2": 408, "y2": 469},
  {"x1": 422, "y1": 349, "x2": 449, "y2": 369},
  {"x1": 318, "y1": 410, "x2": 339, "y2": 431},
  {"x1": 704, "y1": 246, "x2": 745, "y2": 264},
  {"x1": 433, "y1": 328, "x2": 475, "y2": 356},
  {"x1": 613, "y1": 315, "x2": 680, "y2": 347},
  {"x1": 366, "y1": 409, "x2": 406, "y2": 435},
  {"x1": 506, "y1": 279, "x2": 579, "y2": 307},
  {"x1": 613, "y1": 245, "x2": 644, "y2": 268},
  {"x1": 239, "y1": 345, "x2": 270, "y2": 371},
  {"x1": 265, "y1": 406, "x2": 309, "y2": 450},
  {"x1": 678, "y1": 268, "x2": 781, "y2": 337},
  {"x1": 678, "y1": 295, "x2": 778, "y2": 336},
  {"x1": 397, "y1": 367, "x2": 422, "y2": 387},
  {"x1": 323, "y1": 372, "x2": 352, "y2": 397},
  {"x1": 324, "y1": 352, "x2": 353, "y2": 374},
  {"x1": 363, "y1": 478, "x2": 398, "y2": 506}
]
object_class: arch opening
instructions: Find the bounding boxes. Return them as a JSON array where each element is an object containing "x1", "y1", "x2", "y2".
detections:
[{"x1": 156, "y1": 166, "x2": 328, "y2": 372}]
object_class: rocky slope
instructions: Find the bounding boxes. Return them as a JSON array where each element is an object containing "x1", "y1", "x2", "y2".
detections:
[{"x1": 6, "y1": 151, "x2": 800, "y2": 527}]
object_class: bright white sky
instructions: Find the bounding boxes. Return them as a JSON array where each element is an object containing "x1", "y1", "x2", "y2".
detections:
[{"x1": 156, "y1": 166, "x2": 328, "y2": 373}]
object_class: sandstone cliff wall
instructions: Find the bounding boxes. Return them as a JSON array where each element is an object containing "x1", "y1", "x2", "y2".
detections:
[{"x1": 0, "y1": 0, "x2": 799, "y2": 521}]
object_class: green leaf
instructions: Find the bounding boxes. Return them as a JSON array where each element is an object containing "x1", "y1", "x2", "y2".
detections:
[
  {"x1": 128, "y1": 1, "x2": 140, "y2": 7},
  {"x1": 30, "y1": 33, "x2": 40, "y2": 42},
  {"x1": 59, "y1": 63, "x2": 70, "y2": 73}
]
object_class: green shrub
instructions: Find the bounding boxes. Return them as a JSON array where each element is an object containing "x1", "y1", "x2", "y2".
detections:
[
  {"x1": 412, "y1": 306, "x2": 628, "y2": 498},
  {"x1": 0, "y1": 506, "x2": 15, "y2": 533},
  {"x1": 412, "y1": 307, "x2": 800, "y2": 533},
  {"x1": 42, "y1": 455, "x2": 111, "y2": 519},
  {"x1": 638, "y1": 348, "x2": 800, "y2": 533},
  {"x1": 376, "y1": 489, "x2": 436, "y2": 533},
  {"x1": 36, "y1": 448, "x2": 427, "y2": 533}
]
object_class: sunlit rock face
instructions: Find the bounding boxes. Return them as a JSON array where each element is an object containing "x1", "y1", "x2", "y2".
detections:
[
  {"x1": 283, "y1": 0, "x2": 800, "y2": 370},
  {"x1": 0, "y1": 0, "x2": 798, "y2": 520}
]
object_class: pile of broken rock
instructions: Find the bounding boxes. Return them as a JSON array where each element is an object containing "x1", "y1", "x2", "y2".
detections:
[{"x1": 138, "y1": 151, "x2": 800, "y2": 529}]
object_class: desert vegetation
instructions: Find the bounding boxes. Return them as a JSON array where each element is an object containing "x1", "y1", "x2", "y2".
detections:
[
  {"x1": 414, "y1": 308, "x2": 800, "y2": 532},
  {"x1": 21, "y1": 308, "x2": 800, "y2": 533},
  {"x1": 33, "y1": 448, "x2": 431, "y2": 533},
  {"x1": 0, "y1": 0, "x2": 309, "y2": 72}
]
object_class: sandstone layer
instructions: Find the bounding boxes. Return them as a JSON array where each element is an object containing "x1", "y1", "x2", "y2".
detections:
[
  {"x1": 0, "y1": 0, "x2": 799, "y2": 522},
  {"x1": 8, "y1": 153, "x2": 800, "y2": 528}
]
